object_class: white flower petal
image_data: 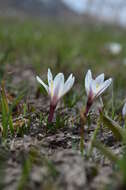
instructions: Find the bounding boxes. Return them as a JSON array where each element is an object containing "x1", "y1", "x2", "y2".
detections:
[
  {"x1": 48, "y1": 68, "x2": 53, "y2": 86},
  {"x1": 53, "y1": 73, "x2": 64, "y2": 99},
  {"x1": 36, "y1": 76, "x2": 48, "y2": 92},
  {"x1": 91, "y1": 80, "x2": 98, "y2": 96},
  {"x1": 122, "y1": 102, "x2": 126, "y2": 117},
  {"x1": 95, "y1": 78, "x2": 112, "y2": 98},
  {"x1": 95, "y1": 73, "x2": 104, "y2": 84},
  {"x1": 62, "y1": 74, "x2": 75, "y2": 96},
  {"x1": 85, "y1": 70, "x2": 92, "y2": 95},
  {"x1": 64, "y1": 74, "x2": 73, "y2": 89}
]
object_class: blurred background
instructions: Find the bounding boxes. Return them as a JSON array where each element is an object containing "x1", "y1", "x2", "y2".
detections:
[
  {"x1": 1, "y1": 0, "x2": 126, "y2": 25},
  {"x1": 0, "y1": 0, "x2": 126, "y2": 98}
]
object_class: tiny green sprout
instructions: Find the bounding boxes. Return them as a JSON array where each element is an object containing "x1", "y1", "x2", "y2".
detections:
[
  {"x1": 46, "y1": 113, "x2": 65, "y2": 133},
  {"x1": 16, "y1": 118, "x2": 30, "y2": 137},
  {"x1": 23, "y1": 103, "x2": 27, "y2": 117},
  {"x1": 39, "y1": 112, "x2": 44, "y2": 125},
  {"x1": 64, "y1": 90, "x2": 81, "y2": 108},
  {"x1": 36, "y1": 68, "x2": 75, "y2": 123},
  {"x1": 55, "y1": 113, "x2": 65, "y2": 129}
]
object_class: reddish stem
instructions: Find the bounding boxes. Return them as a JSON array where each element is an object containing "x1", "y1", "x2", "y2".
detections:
[
  {"x1": 48, "y1": 104, "x2": 56, "y2": 123},
  {"x1": 84, "y1": 98, "x2": 93, "y2": 117}
]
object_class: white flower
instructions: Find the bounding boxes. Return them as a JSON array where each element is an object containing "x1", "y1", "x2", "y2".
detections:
[
  {"x1": 122, "y1": 102, "x2": 126, "y2": 118},
  {"x1": 36, "y1": 68, "x2": 75, "y2": 106},
  {"x1": 106, "y1": 42, "x2": 122, "y2": 55},
  {"x1": 85, "y1": 70, "x2": 112, "y2": 101}
]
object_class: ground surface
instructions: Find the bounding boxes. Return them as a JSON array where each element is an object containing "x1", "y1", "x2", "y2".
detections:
[{"x1": 0, "y1": 17, "x2": 126, "y2": 190}]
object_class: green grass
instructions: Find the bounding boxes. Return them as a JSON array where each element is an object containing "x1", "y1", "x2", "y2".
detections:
[{"x1": 0, "y1": 18, "x2": 126, "y2": 96}]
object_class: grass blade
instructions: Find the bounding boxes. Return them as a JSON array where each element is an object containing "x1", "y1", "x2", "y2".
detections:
[
  {"x1": 93, "y1": 140, "x2": 119, "y2": 163},
  {"x1": 1, "y1": 81, "x2": 14, "y2": 136},
  {"x1": 87, "y1": 116, "x2": 101, "y2": 157},
  {"x1": 101, "y1": 113, "x2": 124, "y2": 140},
  {"x1": 17, "y1": 155, "x2": 32, "y2": 190}
]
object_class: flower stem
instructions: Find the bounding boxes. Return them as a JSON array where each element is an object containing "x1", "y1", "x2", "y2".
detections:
[
  {"x1": 79, "y1": 106, "x2": 87, "y2": 155},
  {"x1": 79, "y1": 99, "x2": 93, "y2": 155},
  {"x1": 85, "y1": 98, "x2": 93, "y2": 116},
  {"x1": 48, "y1": 105, "x2": 56, "y2": 123},
  {"x1": 80, "y1": 125, "x2": 84, "y2": 155}
]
